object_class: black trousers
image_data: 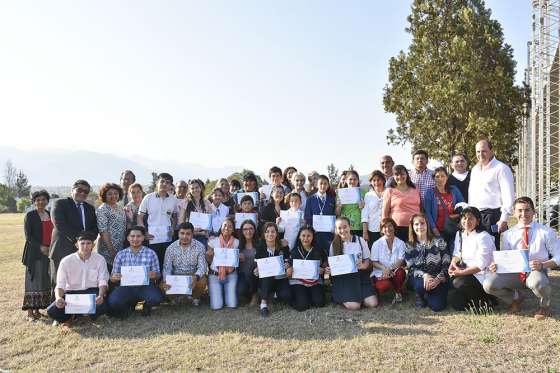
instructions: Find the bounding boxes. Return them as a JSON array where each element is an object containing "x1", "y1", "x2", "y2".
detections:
[
  {"x1": 47, "y1": 288, "x2": 107, "y2": 322},
  {"x1": 237, "y1": 272, "x2": 258, "y2": 300},
  {"x1": 148, "y1": 241, "x2": 172, "y2": 272},
  {"x1": 291, "y1": 284, "x2": 325, "y2": 311},
  {"x1": 479, "y1": 208, "x2": 501, "y2": 250},
  {"x1": 448, "y1": 275, "x2": 491, "y2": 311},
  {"x1": 259, "y1": 277, "x2": 290, "y2": 303}
]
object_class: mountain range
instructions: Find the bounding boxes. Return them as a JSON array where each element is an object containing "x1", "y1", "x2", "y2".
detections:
[{"x1": 0, "y1": 146, "x2": 241, "y2": 187}]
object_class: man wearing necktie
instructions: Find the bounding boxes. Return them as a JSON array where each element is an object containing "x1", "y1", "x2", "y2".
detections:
[
  {"x1": 483, "y1": 197, "x2": 559, "y2": 320},
  {"x1": 49, "y1": 180, "x2": 99, "y2": 284}
]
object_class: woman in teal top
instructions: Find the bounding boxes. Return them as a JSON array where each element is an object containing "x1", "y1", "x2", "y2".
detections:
[{"x1": 337, "y1": 170, "x2": 364, "y2": 236}]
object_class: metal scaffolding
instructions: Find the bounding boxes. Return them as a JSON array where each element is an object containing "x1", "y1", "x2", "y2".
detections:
[{"x1": 518, "y1": 0, "x2": 560, "y2": 227}]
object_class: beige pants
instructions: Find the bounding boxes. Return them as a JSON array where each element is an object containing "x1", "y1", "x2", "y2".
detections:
[{"x1": 483, "y1": 270, "x2": 551, "y2": 307}]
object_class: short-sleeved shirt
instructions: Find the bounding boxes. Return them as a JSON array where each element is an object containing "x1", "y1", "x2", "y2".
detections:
[
  {"x1": 370, "y1": 236, "x2": 406, "y2": 278},
  {"x1": 208, "y1": 237, "x2": 239, "y2": 272},
  {"x1": 138, "y1": 192, "x2": 178, "y2": 229},
  {"x1": 162, "y1": 239, "x2": 208, "y2": 280},
  {"x1": 453, "y1": 230, "x2": 494, "y2": 284},
  {"x1": 329, "y1": 236, "x2": 370, "y2": 262},
  {"x1": 384, "y1": 187, "x2": 421, "y2": 227},
  {"x1": 112, "y1": 246, "x2": 160, "y2": 275},
  {"x1": 361, "y1": 190, "x2": 383, "y2": 232},
  {"x1": 96, "y1": 203, "x2": 127, "y2": 264},
  {"x1": 56, "y1": 252, "x2": 109, "y2": 291}
]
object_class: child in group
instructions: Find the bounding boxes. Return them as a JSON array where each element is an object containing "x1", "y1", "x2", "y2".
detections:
[
  {"x1": 326, "y1": 217, "x2": 377, "y2": 310},
  {"x1": 304, "y1": 175, "x2": 337, "y2": 256},
  {"x1": 336, "y1": 170, "x2": 365, "y2": 237},
  {"x1": 209, "y1": 187, "x2": 231, "y2": 240},
  {"x1": 235, "y1": 195, "x2": 259, "y2": 237},
  {"x1": 288, "y1": 226, "x2": 327, "y2": 311},
  {"x1": 277, "y1": 192, "x2": 306, "y2": 250}
]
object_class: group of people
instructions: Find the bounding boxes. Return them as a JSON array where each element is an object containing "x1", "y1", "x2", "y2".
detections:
[{"x1": 20, "y1": 139, "x2": 559, "y2": 327}]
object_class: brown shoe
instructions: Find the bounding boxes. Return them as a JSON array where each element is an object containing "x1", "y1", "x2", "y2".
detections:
[
  {"x1": 509, "y1": 297, "x2": 524, "y2": 314},
  {"x1": 534, "y1": 306, "x2": 551, "y2": 320}
]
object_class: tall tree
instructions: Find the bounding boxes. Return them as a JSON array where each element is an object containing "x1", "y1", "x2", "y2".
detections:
[
  {"x1": 383, "y1": 0, "x2": 525, "y2": 166},
  {"x1": 326, "y1": 163, "x2": 339, "y2": 187},
  {"x1": 4, "y1": 160, "x2": 17, "y2": 193},
  {"x1": 148, "y1": 172, "x2": 158, "y2": 193},
  {"x1": 14, "y1": 170, "x2": 31, "y2": 198}
]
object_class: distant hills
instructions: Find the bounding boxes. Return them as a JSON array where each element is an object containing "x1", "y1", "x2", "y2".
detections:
[{"x1": 0, "y1": 146, "x2": 241, "y2": 187}]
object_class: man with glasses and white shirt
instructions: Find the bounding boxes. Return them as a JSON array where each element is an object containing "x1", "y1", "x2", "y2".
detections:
[
  {"x1": 483, "y1": 197, "x2": 559, "y2": 319},
  {"x1": 468, "y1": 140, "x2": 515, "y2": 249},
  {"x1": 137, "y1": 172, "x2": 179, "y2": 271},
  {"x1": 49, "y1": 179, "x2": 98, "y2": 279}
]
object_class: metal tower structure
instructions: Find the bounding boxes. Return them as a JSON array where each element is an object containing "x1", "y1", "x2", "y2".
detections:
[{"x1": 519, "y1": 0, "x2": 560, "y2": 227}]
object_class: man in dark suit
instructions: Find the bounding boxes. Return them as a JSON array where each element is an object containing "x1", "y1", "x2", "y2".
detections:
[{"x1": 49, "y1": 180, "x2": 98, "y2": 280}]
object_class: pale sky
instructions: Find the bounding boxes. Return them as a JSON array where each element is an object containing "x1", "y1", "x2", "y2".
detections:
[{"x1": 0, "y1": 1, "x2": 531, "y2": 178}]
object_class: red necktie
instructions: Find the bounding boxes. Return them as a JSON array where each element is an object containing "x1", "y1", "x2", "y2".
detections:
[{"x1": 519, "y1": 226, "x2": 529, "y2": 282}]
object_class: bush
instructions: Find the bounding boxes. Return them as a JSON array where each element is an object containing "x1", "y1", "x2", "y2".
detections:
[{"x1": 17, "y1": 198, "x2": 32, "y2": 213}]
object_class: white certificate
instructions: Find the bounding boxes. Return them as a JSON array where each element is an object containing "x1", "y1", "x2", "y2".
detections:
[
  {"x1": 236, "y1": 192, "x2": 259, "y2": 205},
  {"x1": 212, "y1": 248, "x2": 240, "y2": 267},
  {"x1": 148, "y1": 225, "x2": 171, "y2": 245},
  {"x1": 65, "y1": 293, "x2": 96, "y2": 314},
  {"x1": 280, "y1": 210, "x2": 302, "y2": 229},
  {"x1": 120, "y1": 265, "x2": 149, "y2": 286},
  {"x1": 493, "y1": 250, "x2": 530, "y2": 274},
  {"x1": 337, "y1": 187, "x2": 361, "y2": 205},
  {"x1": 235, "y1": 213, "x2": 258, "y2": 229},
  {"x1": 165, "y1": 275, "x2": 193, "y2": 295},
  {"x1": 260, "y1": 185, "x2": 273, "y2": 200},
  {"x1": 256, "y1": 256, "x2": 286, "y2": 278},
  {"x1": 328, "y1": 254, "x2": 358, "y2": 276},
  {"x1": 312, "y1": 214, "x2": 336, "y2": 233},
  {"x1": 189, "y1": 212, "x2": 212, "y2": 230},
  {"x1": 292, "y1": 259, "x2": 320, "y2": 280}
]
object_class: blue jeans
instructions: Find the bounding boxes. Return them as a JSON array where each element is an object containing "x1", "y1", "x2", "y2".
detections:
[
  {"x1": 47, "y1": 288, "x2": 107, "y2": 323},
  {"x1": 108, "y1": 283, "x2": 163, "y2": 316},
  {"x1": 412, "y1": 277, "x2": 448, "y2": 312},
  {"x1": 208, "y1": 272, "x2": 238, "y2": 310}
]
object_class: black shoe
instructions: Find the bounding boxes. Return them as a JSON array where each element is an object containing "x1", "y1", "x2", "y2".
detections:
[
  {"x1": 415, "y1": 294, "x2": 427, "y2": 309},
  {"x1": 141, "y1": 304, "x2": 152, "y2": 317},
  {"x1": 260, "y1": 307, "x2": 269, "y2": 317}
]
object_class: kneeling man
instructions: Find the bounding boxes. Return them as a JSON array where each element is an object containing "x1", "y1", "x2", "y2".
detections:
[
  {"x1": 484, "y1": 197, "x2": 559, "y2": 319},
  {"x1": 48, "y1": 232, "x2": 109, "y2": 327}
]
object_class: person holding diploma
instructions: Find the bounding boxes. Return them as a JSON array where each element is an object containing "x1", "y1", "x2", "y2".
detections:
[
  {"x1": 483, "y1": 197, "x2": 560, "y2": 319},
  {"x1": 447, "y1": 207, "x2": 494, "y2": 311},
  {"x1": 336, "y1": 170, "x2": 365, "y2": 237},
  {"x1": 259, "y1": 167, "x2": 289, "y2": 207},
  {"x1": 237, "y1": 219, "x2": 260, "y2": 306},
  {"x1": 108, "y1": 226, "x2": 163, "y2": 317},
  {"x1": 234, "y1": 173, "x2": 260, "y2": 208},
  {"x1": 370, "y1": 218, "x2": 406, "y2": 305},
  {"x1": 254, "y1": 222, "x2": 291, "y2": 317},
  {"x1": 96, "y1": 183, "x2": 127, "y2": 270},
  {"x1": 405, "y1": 213, "x2": 450, "y2": 311},
  {"x1": 235, "y1": 195, "x2": 259, "y2": 237},
  {"x1": 206, "y1": 218, "x2": 240, "y2": 310},
  {"x1": 288, "y1": 226, "x2": 327, "y2": 311},
  {"x1": 362, "y1": 170, "x2": 386, "y2": 246},
  {"x1": 137, "y1": 173, "x2": 178, "y2": 271},
  {"x1": 209, "y1": 188, "x2": 231, "y2": 239},
  {"x1": 47, "y1": 232, "x2": 109, "y2": 327},
  {"x1": 260, "y1": 185, "x2": 288, "y2": 233},
  {"x1": 304, "y1": 175, "x2": 337, "y2": 256},
  {"x1": 22, "y1": 190, "x2": 53, "y2": 320},
  {"x1": 177, "y1": 179, "x2": 213, "y2": 247},
  {"x1": 326, "y1": 217, "x2": 377, "y2": 310},
  {"x1": 278, "y1": 192, "x2": 305, "y2": 249},
  {"x1": 382, "y1": 165, "x2": 421, "y2": 242},
  {"x1": 161, "y1": 222, "x2": 208, "y2": 306}
]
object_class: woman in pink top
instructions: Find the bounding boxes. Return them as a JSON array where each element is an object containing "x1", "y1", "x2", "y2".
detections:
[{"x1": 382, "y1": 165, "x2": 422, "y2": 242}]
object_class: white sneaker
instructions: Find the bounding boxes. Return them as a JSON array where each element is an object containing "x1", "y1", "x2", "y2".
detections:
[{"x1": 192, "y1": 299, "x2": 200, "y2": 307}]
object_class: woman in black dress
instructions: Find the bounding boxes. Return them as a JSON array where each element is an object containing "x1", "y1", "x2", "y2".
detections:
[{"x1": 22, "y1": 190, "x2": 53, "y2": 321}]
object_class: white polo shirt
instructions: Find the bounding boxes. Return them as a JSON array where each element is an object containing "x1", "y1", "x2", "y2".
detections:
[
  {"x1": 453, "y1": 230, "x2": 494, "y2": 284},
  {"x1": 139, "y1": 192, "x2": 179, "y2": 229}
]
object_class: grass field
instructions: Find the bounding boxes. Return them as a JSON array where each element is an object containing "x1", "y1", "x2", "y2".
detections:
[{"x1": 1, "y1": 213, "x2": 559, "y2": 372}]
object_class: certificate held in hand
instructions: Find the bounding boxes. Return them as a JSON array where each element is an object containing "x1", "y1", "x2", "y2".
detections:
[
  {"x1": 189, "y1": 212, "x2": 212, "y2": 231},
  {"x1": 65, "y1": 293, "x2": 96, "y2": 314},
  {"x1": 337, "y1": 187, "x2": 361, "y2": 205},
  {"x1": 120, "y1": 265, "x2": 149, "y2": 286},
  {"x1": 235, "y1": 213, "x2": 258, "y2": 229},
  {"x1": 166, "y1": 275, "x2": 193, "y2": 295},
  {"x1": 236, "y1": 192, "x2": 259, "y2": 205},
  {"x1": 149, "y1": 225, "x2": 171, "y2": 245},
  {"x1": 256, "y1": 256, "x2": 286, "y2": 278},
  {"x1": 493, "y1": 250, "x2": 531, "y2": 274},
  {"x1": 313, "y1": 214, "x2": 336, "y2": 233},
  {"x1": 292, "y1": 259, "x2": 320, "y2": 280},
  {"x1": 213, "y1": 248, "x2": 240, "y2": 267},
  {"x1": 328, "y1": 254, "x2": 358, "y2": 276}
]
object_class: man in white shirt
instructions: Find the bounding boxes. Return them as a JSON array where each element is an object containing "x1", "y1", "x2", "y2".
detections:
[
  {"x1": 448, "y1": 154, "x2": 470, "y2": 202},
  {"x1": 47, "y1": 232, "x2": 109, "y2": 327},
  {"x1": 137, "y1": 172, "x2": 179, "y2": 270},
  {"x1": 468, "y1": 140, "x2": 515, "y2": 249},
  {"x1": 483, "y1": 197, "x2": 560, "y2": 319}
]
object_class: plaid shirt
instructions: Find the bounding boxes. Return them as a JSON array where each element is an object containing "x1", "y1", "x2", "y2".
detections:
[
  {"x1": 112, "y1": 246, "x2": 160, "y2": 275},
  {"x1": 409, "y1": 168, "x2": 435, "y2": 202}
]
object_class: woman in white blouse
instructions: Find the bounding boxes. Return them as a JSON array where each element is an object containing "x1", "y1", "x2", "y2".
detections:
[
  {"x1": 370, "y1": 218, "x2": 406, "y2": 304},
  {"x1": 362, "y1": 170, "x2": 385, "y2": 247},
  {"x1": 448, "y1": 206, "x2": 495, "y2": 311}
]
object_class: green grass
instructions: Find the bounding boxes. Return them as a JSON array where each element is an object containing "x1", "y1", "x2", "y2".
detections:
[{"x1": 1, "y1": 213, "x2": 559, "y2": 371}]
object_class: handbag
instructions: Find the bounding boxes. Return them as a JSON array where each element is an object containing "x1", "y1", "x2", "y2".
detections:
[{"x1": 435, "y1": 191, "x2": 459, "y2": 237}]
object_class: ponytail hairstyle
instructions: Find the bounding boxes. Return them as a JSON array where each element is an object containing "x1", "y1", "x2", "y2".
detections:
[{"x1": 331, "y1": 216, "x2": 351, "y2": 256}]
